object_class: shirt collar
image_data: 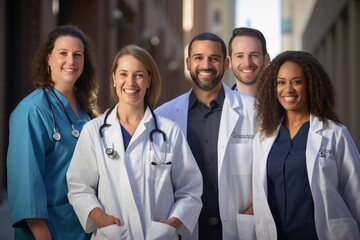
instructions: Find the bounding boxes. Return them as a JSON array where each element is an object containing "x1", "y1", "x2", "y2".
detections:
[{"x1": 188, "y1": 86, "x2": 225, "y2": 110}]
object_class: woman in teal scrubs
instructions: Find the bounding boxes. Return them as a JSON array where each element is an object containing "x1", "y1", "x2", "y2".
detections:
[{"x1": 6, "y1": 25, "x2": 99, "y2": 240}]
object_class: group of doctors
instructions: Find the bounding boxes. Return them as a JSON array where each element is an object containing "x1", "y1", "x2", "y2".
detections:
[{"x1": 6, "y1": 24, "x2": 360, "y2": 240}]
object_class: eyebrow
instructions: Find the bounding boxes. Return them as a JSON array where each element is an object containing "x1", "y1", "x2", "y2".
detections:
[{"x1": 192, "y1": 53, "x2": 222, "y2": 58}]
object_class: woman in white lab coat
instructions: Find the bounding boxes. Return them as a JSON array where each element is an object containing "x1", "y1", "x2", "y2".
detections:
[
  {"x1": 67, "y1": 45, "x2": 203, "y2": 240},
  {"x1": 253, "y1": 51, "x2": 360, "y2": 240}
]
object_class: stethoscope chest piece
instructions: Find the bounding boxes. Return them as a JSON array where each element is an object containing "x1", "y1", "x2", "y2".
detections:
[
  {"x1": 53, "y1": 131, "x2": 61, "y2": 141},
  {"x1": 43, "y1": 88, "x2": 81, "y2": 141},
  {"x1": 71, "y1": 128, "x2": 80, "y2": 138},
  {"x1": 105, "y1": 147, "x2": 117, "y2": 159}
]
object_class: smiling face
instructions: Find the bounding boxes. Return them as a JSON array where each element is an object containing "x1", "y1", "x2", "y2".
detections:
[
  {"x1": 230, "y1": 36, "x2": 269, "y2": 86},
  {"x1": 112, "y1": 54, "x2": 150, "y2": 108},
  {"x1": 186, "y1": 40, "x2": 229, "y2": 92},
  {"x1": 276, "y1": 61, "x2": 309, "y2": 115},
  {"x1": 47, "y1": 36, "x2": 84, "y2": 90}
]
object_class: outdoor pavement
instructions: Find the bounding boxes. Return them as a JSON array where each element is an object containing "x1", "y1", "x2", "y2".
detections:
[{"x1": 0, "y1": 190, "x2": 14, "y2": 240}]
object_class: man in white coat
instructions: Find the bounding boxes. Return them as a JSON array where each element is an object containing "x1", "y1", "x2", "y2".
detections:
[{"x1": 155, "y1": 32, "x2": 257, "y2": 239}]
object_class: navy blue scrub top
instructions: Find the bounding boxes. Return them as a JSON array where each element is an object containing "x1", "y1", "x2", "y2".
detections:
[
  {"x1": 121, "y1": 124, "x2": 132, "y2": 150},
  {"x1": 267, "y1": 121, "x2": 318, "y2": 240}
]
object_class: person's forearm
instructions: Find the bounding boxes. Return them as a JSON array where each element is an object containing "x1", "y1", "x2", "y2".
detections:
[
  {"x1": 160, "y1": 217, "x2": 183, "y2": 229},
  {"x1": 89, "y1": 207, "x2": 121, "y2": 228},
  {"x1": 26, "y1": 218, "x2": 51, "y2": 240}
]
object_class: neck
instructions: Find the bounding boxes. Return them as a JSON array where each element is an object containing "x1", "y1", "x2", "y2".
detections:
[
  {"x1": 54, "y1": 85, "x2": 75, "y2": 102},
  {"x1": 284, "y1": 111, "x2": 310, "y2": 128},
  {"x1": 236, "y1": 83, "x2": 257, "y2": 97},
  {"x1": 117, "y1": 103, "x2": 145, "y2": 123},
  {"x1": 192, "y1": 83, "x2": 222, "y2": 107}
]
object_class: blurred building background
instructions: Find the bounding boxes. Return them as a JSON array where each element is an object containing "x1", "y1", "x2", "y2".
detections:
[
  {"x1": 0, "y1": 0, "x2": 359, "y2": 238},
  {"x1": 281, "y1": 0, "x2": 360, "y2": 148}
]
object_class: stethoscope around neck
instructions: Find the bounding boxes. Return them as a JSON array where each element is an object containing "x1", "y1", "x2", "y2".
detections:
[
  {"x1": 99, "y1": 105, "x2": 170, "y2": 165},
  {"x1": 43, "y1": 88, "x2": 80, "y2": 141}
]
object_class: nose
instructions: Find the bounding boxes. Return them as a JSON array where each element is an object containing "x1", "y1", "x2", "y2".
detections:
[
  {"x1": 244, "y1": 55, "x2": 253, "y2": 66},
  {"x1": 127, "y1": 74, "x2": 137, "y2": 85},
  {"x1": 284, "y1": 82, "x2": 294, "y2": 92},
  {"x1": 67, "y1": 54, "x2": 75, "y2": 64},
  {"x1": 201, "y1": 57, "x2": 212, "y2": 69}
]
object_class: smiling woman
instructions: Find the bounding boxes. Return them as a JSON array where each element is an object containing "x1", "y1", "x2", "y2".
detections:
[
  {"x1": 66, "y1": 44, "x2": 203, "y2": 240},
  {"x1": 6, "y1": 24, "x2": 99, "y2": 240},
  {"x1": 252, "y1": 50, "x2": 360, "y2": 240}
]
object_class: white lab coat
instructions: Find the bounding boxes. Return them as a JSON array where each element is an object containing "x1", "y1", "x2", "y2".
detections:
[
  {"x1": 155, "y1": 83, "x2": 257, "y2": 240},
  {"x1": 67, "y1": 106, "x2": 203, "y2": 240},
  {"x1": 253, "y1": 114, "x2": 360, "y2": 240}
]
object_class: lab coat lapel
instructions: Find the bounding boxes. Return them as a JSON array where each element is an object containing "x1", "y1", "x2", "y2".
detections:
[
  {"x1": 306, "y1": 115, "x2": 323, "y2": 183},
  {"x1": 218, "y1": 85, "x2": 239, "y2": 174},
  {"x1": 258, "y1": 130, "x2": 279, "y2": 195},
  {"x1": 106, "y1": 106, "x2": 125, "y2": 159},
  {"x1": 173, "y1": 91, "x2": 191, "y2": 136}
]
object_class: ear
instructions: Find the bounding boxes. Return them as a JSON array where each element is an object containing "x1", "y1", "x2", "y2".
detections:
[
  {"x1": 112, "y1": 72, "x2": 116, "y2": 87},
  {"x1": 186, "y1": 57, "x2": 191, "y2": 71},
  {"x1": 224, "y1": 56, "x2": 230, "y2": 71},
  {"x1": 265, "y1": 53, "x2": 271, "y2": 66},
  {"x1": 47, "y1": 53, "x2": 51, "y2": 67},
  {"x1": 228, "y1": 56, "x2": 233, "y2": 70}
]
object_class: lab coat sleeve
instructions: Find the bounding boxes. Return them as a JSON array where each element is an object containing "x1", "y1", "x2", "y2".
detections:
[
  {"x1": 335, "y1": 126, "x2": 360, "y2": 225},
  {"x1": 167, "y1": 125, "x2": 203, "y2": 236},
  {"x1": 67, "y1": 124, "x2": 103, "y2": 233},
  {"x1": 7, "y1": 106, "x2": 49, "y2": 227}
]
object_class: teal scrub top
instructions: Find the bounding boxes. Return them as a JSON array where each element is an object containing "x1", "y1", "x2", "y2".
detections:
[{"x1": 7, "y1": 88, "x2": 91, "y2": 240}]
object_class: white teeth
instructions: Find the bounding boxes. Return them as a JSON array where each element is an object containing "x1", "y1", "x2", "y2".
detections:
[
  {"x1": 63, "y1": 68, "x2": 75, "y2": 72},
  {"x1": 124, "y1": 89, "x2": 137, "y2": 94},
  {"x1": 199, "y1": 71, "x2": 212, "y2": 76},
  {"x1": 241, "y1": 69, "x2": 254, "y2": 73},
  {"x1": 283, "y1": 96, "x2": 295, "y2": 103}
]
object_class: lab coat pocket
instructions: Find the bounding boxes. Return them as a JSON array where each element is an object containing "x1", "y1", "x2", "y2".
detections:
[
  {"x1": 329, "y1": 218, "x2": 360, "y2": 240},
  {"x1": 96, "y1": 224, "x2": 129, "y2": 240},
  {"x1": 236, "y1": 213, "x2": 256, "y2": 240},
  {"x1": 147, "y1": 221, "x2": 178, "y2": 240}
]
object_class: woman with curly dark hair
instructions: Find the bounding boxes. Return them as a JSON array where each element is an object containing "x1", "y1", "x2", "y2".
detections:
[
  {"x1": 7, "y1": 25, "x2": 99, "y2": 239},
  {"x1": 252, "y1": 51, "x2": 360, "y2": 240}
]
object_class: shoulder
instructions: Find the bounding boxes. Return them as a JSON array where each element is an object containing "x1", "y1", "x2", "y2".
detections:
[
  {"x1": 82, "y1": 114, "x2": 105, "y2": 130},
  {"x1": 224, "y1": 84, "x2": 255, "y2": 107},
  {"x1": 311, "y1": 115, "x2": 353, "y2": 140},
  {"x1": 156, "y1": 115, "x2": 183, "y2": 135},
  {"x1": 10, "y1": 89, "x2": 48, "y2": 119},
  {"x1": 156, "y1": 115, "x2": 180, "y2": 129},
  {"x1": 155, "y1": 92, "x2": 190, "y2": 113},
  {"x1": 237, "y1": 91, "x2": 255, "y2": 104}
]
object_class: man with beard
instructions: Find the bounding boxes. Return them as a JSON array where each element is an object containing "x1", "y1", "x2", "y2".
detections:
[
  {"x1": 228, "y1": 27, "x2": 270, "y2": 96},
  {"x1": 155, "y1": 32, "x2": 257, "y2": 240}
]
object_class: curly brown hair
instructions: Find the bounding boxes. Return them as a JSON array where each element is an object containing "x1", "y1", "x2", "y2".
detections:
[
  {"x1": 31, "y1": 24, "x2": 99, "y2": 118},
  {"x1": 255, "y1": 50, "x2": 340, "y2": 137}
]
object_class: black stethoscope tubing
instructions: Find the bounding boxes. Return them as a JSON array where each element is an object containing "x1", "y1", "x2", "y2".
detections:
[
  {"x1": 43, "y1": 88, "x2": 80, "y2": 141},
  {"x1": 100, "y1": 105, "x2": 170, "y2": 165}
]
